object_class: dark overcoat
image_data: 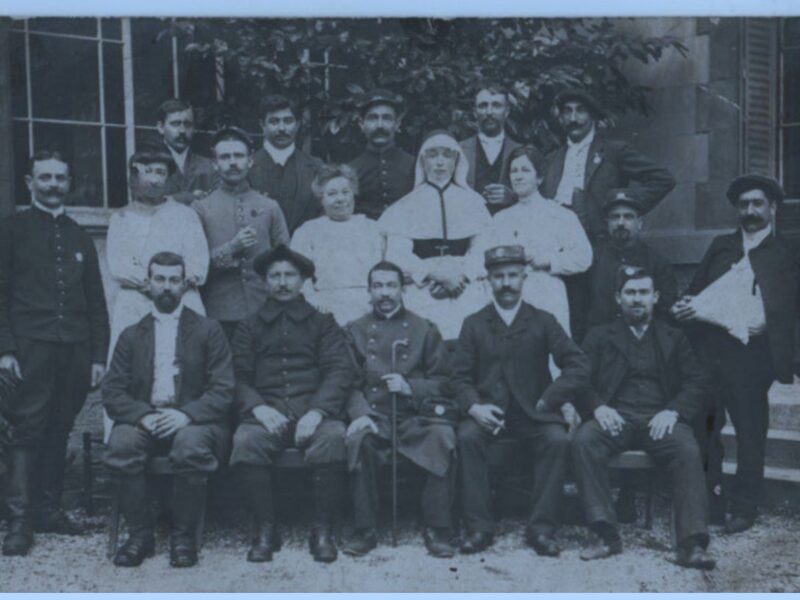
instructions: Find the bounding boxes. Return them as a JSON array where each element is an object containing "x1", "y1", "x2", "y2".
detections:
[
  {"x1": 459, "y1": 134, "x2": 523, "y2": 192},
  {"x1": 164, "y1": 149, "x2": 218, "y2": 206}
]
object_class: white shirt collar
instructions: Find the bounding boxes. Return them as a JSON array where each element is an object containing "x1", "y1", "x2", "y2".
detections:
[
  {"x1": 628, "y1": 321, "x2": 651, "y2": 340},
  {"x1": 168, "y1": 147, "x2": 189, "y2": 173},
  {"x1": 263, "y1": 139, "x2": 296, "y2": 167},
  {"x1": 32, "y1": 198, "x2": 65, "y2": 217},
  {"x1": 492, "y1": 298, "x2": 522, "y2": 326},
  {"x1": 567, "y1": 126, "x2": 595, "y2": 151},
  {"x1": 151, "y1": 301, "x2": 184, "y2": 323},
  {"x1": 741, "y1": 224, "x2": 772, "y2": 254},
  {"x1": 478, "y1": 130, "x2": 505, "y2": 147}
]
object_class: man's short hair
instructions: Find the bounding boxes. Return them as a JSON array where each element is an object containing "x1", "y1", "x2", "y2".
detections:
[
  {"x1": 507, "y1": 145, "x2": 546, "y2": 178},
  {"x1": 311, "y1": 164, "x2": 359, "y2": 200},
  {"x1": 148, "y1": 251, "x2": 186, "y2": 278},
  {"x1": 157, "y1": 99, "x2": 193, "y2": 123},
  {"x1": 211, "y1": 126, "x2": 253, "y2": 154},
  {"x1": 128, "y1": 146, "x2": 176, "y2": 176},
  {"x1": 367, "y1": 261, "x2": 405, "y2": 287},
  {"x1": 474, "y1": 80, "x2": 510, "y2": 101},
  {"x1": 616, "y1": 265, "x2": 654, "y2": 293},
  {"x1": 28, "y1": 150, "x2": 70, "y2": 175},
  {"x1": 259, "y1": 94, "x2": 299, "y2": 121}
]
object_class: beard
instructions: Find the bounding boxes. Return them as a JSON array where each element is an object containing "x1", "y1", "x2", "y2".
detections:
[{"x1": 154, "y1": 290, "x2": 179, "y2": 313}]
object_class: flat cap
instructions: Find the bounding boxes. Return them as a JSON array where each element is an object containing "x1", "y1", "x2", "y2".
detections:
[
  {"x1": 616, "y1": 265, "x2": 653, "y2": 292},
  {"x1": 211, "y1": 126, "x2": 253, "y2": 151},
  {"x1": 484, "y1": 245, "x2": 527, "y2": 269},
  {"x1": 253, "y1": 244, "x2": 315, "y2": 279},
  {"x1": 603, "y1": 188, "x2": 643, "y2": 214},
  {"x1": 726, "y1": 173, "x2": 784, "y2": 205},
  {"x1": 357, "y1": 88, "x2": 404, "y2": 112},
  {"x1": 554, "y1": 88, "x2": 606, "y2": 119}
]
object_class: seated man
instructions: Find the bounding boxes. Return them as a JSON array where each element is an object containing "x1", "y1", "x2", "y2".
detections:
[
  {"x1": 229, "y1": 245, "x2": 352, "y2": 564},
  {"x1": 103, "y1": 252, "x2": 234, "y2": 568},
  {"x1": 453, "y1": 245, "x2": 589, "y2": 556},
  {"x1": 343, "y1": 261, "x2": 457, "y2": 558},
  {"x1": 572, "y1": 266, "x2": 715, "y2": 570}
]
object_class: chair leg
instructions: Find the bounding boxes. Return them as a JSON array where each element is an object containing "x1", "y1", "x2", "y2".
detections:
[
  {"x1": 644, "y1": 473, "x2": 654, "y2": 530},
  {"x1": 108, "y1": 481, "x2": 121, "y2": 559}
]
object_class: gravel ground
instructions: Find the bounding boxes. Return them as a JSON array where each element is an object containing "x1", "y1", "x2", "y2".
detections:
[{"x1": 0, "y1": 507, "x2": 798, "y2": 592}]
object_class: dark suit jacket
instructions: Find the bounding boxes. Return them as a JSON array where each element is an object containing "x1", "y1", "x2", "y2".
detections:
[
  {"x1": 459, "y1": 134, "x2": 523, "y2": 191},
  {"x1": 248, "y1": 147, "x2": 324, "y2": 234},
  {"x1": 164, "y1": 149, "x2": 218, "y2": 206},
  {"x1": 540, "y1": 135, "x2": 675, "y2": 240},
  {"x1": 579, "y1": 318, "x2": 710, "y2": 423},
  {"x1": 451, "y1": 302, "x2": 590, "y2": 424},
  {"x1": 102, "y1": 308, "x2": 234, "y2": 426},
  {"x1": 688, "y1": 229, "x2": 800, "y2": 383}
]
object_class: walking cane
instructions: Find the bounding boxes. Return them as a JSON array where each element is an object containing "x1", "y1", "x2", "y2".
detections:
[{"x1": 390, "y1": 338, "x2": 409, "y2": 548}]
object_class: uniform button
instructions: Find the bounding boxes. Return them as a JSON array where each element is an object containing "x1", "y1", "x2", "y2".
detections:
[
  {"x1": 368, "y1": 338, "x2": 375, "y2": 343},
  {"x1": 371, "y1": 403, "x2": 377, "y2": 408},
  {"x1": 371, "y1": 387, "x2": 378, "y2": 393},
  {"x1": 282, "y1": 371, "x2": 288, "y2": 376},
  {"x1": 282, "y1": 358, "x2": 288, "y2": 363},
  {"x1": 403, "y1": 322, "x2": 408, "y2": 328},
  {"x1": 369, "y1": 354, "x2": 376, "y2": 360}
]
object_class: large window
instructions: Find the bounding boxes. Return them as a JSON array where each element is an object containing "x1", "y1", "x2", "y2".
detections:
[{"x1": 779, "y1": 18, "x2": 800, "y2": 199}]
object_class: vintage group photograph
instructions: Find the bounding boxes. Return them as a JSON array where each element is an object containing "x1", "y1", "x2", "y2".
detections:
[{"x1": 0, "y1": 12, "x2": 797, "y2": 593}]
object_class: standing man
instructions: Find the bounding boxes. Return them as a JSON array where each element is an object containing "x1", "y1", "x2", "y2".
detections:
[
  {"x1": 157, "y1": 99, "x2": 217, "y2": 205},
  {"x1": 103, "y1": 252, "x2": 234, "y2": 568},
  {"x1": 573, "y1": 266, "x2": 714, "y2": 570},
  {"x1": 343, "y1": 261, "x2": 458, "y2": 558},
  {"x1": 0, "y1": 151, "x2": 109, "y2": 556},
  {"x1": 672, "y1": 174, "x2": 800, "y2": 534},
  {"x1": 229, "y1": 245, "x2": 352, "y2": 564},
  {"x1": 460, "y1": 83, "x2": 523, "y2": 215},
  {"x1": 249, "y1": 94, "x2": 324, "y2": 234},
  {"x1": 453, "y1": 245, "x2": 589, "y2": 556},
  {"x1": 349, "y1": 89, "x2": 415, "y2": 220},
  {"x1": 193, "y1": 126, "x2": 290, "y2": 340}
]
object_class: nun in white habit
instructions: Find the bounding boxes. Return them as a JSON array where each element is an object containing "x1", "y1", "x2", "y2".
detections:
[{"x1": 378, "y1": 130, "x2": 491, "y2": 339}]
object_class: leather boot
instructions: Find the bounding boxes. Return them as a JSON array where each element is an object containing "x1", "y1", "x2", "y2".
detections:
[
  {"x1": 237, "y1": 466, "x2": 280, "y2": 563},
  {"x1": 309, "y1": 465, "x2": 344, "y2": 563},
  {"x1": 33, "y1": 434, "x2": 83, "y2": 535},
  {"x1": 113, "y1": 474, "x2": 155, "y2": 567},
  {"x1": 169, "y1": 475, "x2": 205, "y2": 568},
  {"x1": 3, "y1": 448, "x2": 35, "y2": 556}
]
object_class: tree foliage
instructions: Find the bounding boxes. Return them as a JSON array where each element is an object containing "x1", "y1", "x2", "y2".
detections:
[{"x1": 175, "y1": 18, "x2": 688, "y2": 162}]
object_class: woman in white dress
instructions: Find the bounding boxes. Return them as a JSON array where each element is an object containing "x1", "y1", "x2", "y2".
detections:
[
  {"x1": 475, "y1": 145, "x2": 592, "y2": 335},
  {"x1": 290, "y1": 164, "x2": 383, "y2": 325}
]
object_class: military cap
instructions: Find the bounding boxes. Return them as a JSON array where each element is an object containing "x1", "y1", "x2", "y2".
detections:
[
  {"x1": 554, "y1": 88, "x2": 606, "y2": 119},
  {"x1": 616, "y1": 265, "x2": 653, "y2": 292},
  {"x1": 603, "y1": 188, "x2": 643, "y2": 215},
  {"x1": 484, "y1": 245, "x2": 527, "y2": 269},
  {"x1": 253, "y1": 244, "x2": 315, "y2": 279},
  {"x1": 357, "y1": 89, "x2": 404, "y2": 113},
  {"x1": 726, "y1": 173, "x2": 784, "y2": 205},
  {"x1": 210, "y1": 126, "x2": 253, "y2": 152}
]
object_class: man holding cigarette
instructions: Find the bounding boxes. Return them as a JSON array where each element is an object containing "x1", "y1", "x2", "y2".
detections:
[{"x1": 452, "y1": 245, "x2": 590, "y2": 556}]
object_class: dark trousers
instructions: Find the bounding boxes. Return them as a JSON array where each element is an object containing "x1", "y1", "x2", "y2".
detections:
[
  {"x1": 457, "y1": 414, "x2": 569, "y2": 536},
  {"x1": 572, "y1": 419, "x2": 709, "y2": 547},
  {"x1": 350, "y1": 433, "x2": 454, "y2": 530},
  {"x1": 565, "y1": 272, "x2": 591, "y2": 344},
  {"x1": 6, "y1": 338, "x2": 91, "y2": 515}
]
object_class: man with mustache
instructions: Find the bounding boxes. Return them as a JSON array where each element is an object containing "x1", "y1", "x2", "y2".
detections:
[
  {"x1": 342, "y1": 261, "x2": 458, "y2": 558},
  {"x1": 103, "y1": 252, "x2": 234, "y2": 568},
  {"x1": 453, "y1": 245, "x2": 589, "y2": 556},
  {"x1": 672, "y1": 174, "x2": 800, "y2": 534},
  {"x1": 459, "y1": 83, "x2": 523, "y2": 215},
  {"x1": 248, "y1": 94, "x2": 324, "y2": 234},
  {"x1": 157, "y1": 99, "x2": 217, "y2": 205},
  {"x1": 229, "y1": 244, "x2": 352, "y2": 564},
  {"x1": 0, "y1": 151, "x2": 109, "y2": 556},
  {"x1": 349, "y1": 89, "x2": 415, "y2": 220},
  {"x1": 192, "y1": 127, "x2": 290, "y2": 340},
  {"x1": 573, "y1": 266, "x2": 714, "y2": 570}
]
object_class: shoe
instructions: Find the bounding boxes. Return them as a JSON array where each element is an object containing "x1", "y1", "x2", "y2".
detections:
[
  {"x1": 725, "y1": 515, "x2": 755, "y2": 534},
  {"x1": 614, "y1": 490, "x2": 638, "y2": 524},
  {"x1": 525, "y1": 530, "x2": 560, "y2": 557},
  {"x1": 675, "y1": 545, "x2": 716, "y2": 571},
  {"x1": 579, "y1": 537, "x2": 623, "y2": 561},
  {"x1": 459, "y1": 530, "x2": 494, "y2": 554},
  {"x1": 343, "y1": 528, "x2": 378, "y2": 557},
  {"x1": 2, "y1": 519, "x2": 34, "y2": 556},
  {"x1": 170, "y1": 539, "x2": 198, "y2": 568},
  {"x1": 309, "y1": 526, "x2": 338, "y2": 563},
  {"x1": 247, "y1": 523, "x2": 281, "y2": 563},
  {"x1": 423, "y1": 527, "x2": 455, "y2": 558},
  {"x1": 113, "y1": 536, "x2": 155, "y2": 567},
  {"x1": 34, "y1": 510, "x2": 86, "y2": 535}
]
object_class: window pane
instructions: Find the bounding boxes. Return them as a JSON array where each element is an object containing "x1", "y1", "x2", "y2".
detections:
[
  {"x1": 106, "y1": 128, "x2": 129, "y2": 208},
  {"x1": 782, "y1": 126, "x2": 800, "y2": 198},
  {"x1": 103, "y1": 43, "x2": 125, "y2": 124},
  {"x1": 32, "y1": 123, "x2": 103, "y2": 207},
  {"x1": 132, "y1": 18, "x2": 175, "y2": 126},
  {"x1": 12, "y1": 18, "x2": 24, "y2": 30},
  {"x1": 134, "y1": 127, "x2": 163, "y2": 150},
  {"x1": 101, "y1": 18, "x2": 122, "y2": 40},
  {"x1": 13, "y1": 121, "x2": 30, "y2": 206},
  {"x1": 29, "y1": 35, "x2": 100, "y2": 122},
  {"x1": 10, "y1": 32, "x2": 27, "y2": 118},
  {"x1": 28, "y1": 18, "x2": 97, "y2": 38},
  {"x1": 784, "y1": 18, "x2": 800, "y2": 48}
]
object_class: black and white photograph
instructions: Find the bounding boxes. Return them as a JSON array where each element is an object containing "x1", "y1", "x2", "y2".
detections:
[{"x1": 0, "y1": 7, "x2": 798, "y2": 593}]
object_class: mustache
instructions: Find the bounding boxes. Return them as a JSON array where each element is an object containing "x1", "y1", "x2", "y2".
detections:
[
  {"x1": 369, "y1": 128, "x2": 391, "y2": 138},
  {"x1": 742, "y1": 215, "x2": 764, "y2": 224},
  {"x1": 498, "y1": 287, "x2": 516, "y2": 295}
]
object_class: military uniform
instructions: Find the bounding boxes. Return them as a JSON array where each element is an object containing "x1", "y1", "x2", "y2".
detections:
[
  {"x1": 345, "y1": 308, "x2": 457, "y2": 531},
  {"x1": 350, "y1": 145, "x2": 415, "y2": 220}
]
